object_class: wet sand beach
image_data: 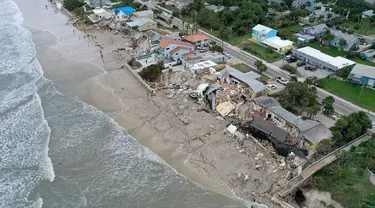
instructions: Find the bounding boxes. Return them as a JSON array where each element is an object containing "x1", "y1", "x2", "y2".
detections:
[{"x1": 12, "y1": 0, "x2": 290, "y2": 207}]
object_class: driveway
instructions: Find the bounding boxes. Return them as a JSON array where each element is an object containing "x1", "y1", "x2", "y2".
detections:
[{"x1": 267, "y1": 79, "x2": 285, "y2": 94}]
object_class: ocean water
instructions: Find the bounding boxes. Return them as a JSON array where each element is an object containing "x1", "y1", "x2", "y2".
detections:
[{"x1": 0, "y1": 0, "x2": 247, "y2": 207}]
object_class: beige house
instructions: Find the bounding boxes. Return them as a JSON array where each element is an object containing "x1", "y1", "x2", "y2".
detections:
[{"x1": 126, "y1": 18, "x2": 156, "y2": 32}]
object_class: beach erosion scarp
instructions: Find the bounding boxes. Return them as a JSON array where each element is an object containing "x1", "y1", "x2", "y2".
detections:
[{"x1": 12, "y1": 0, "x2": 291, "y2": 207}]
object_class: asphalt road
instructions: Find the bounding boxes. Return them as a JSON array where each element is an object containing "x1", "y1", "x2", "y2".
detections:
[{"x1": 208, "y1": 36, "x2": 375, "y2": 122}]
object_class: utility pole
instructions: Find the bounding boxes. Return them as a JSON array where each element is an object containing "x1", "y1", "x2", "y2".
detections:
[
  {"x1": 358, "y1": 77, "x2": 365, "y2": 101},
  {"x1": 100, "y1": 0, "x2": 102, "y2": 8}
]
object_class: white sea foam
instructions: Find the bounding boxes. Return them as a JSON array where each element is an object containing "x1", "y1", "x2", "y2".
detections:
[{"x1": 0, "y1": 0, "x2": 54, "y2": 207}]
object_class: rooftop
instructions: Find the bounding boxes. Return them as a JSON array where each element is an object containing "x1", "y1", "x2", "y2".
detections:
[
  {"x1": 295, "y1": 33, "x2": 316, "y2": 40},
  {"x1": 135, "y1": 10, "x2": 153, "y2": 17},
  {"x1": 350, "y1": 64, "x2": 375, "y2": 79},
  {"x1": 363, "y1": 10, "x2": 374, "y2": 16},
  {"x1": 114, "y1": 6, "x2": 134, "y2": 15},
  {"x1": 295, "y1": 46, "x2": 356, "y2": 70},
  {"x1": 159, "y1": 38, "x2": 194, "y2": 49},
  {"x1": 169, "y1": 46, "x2": 190, "y2": 54},
  {"x1": 92, "y1": 8, "x2": 107, "y2": 15},
  {"x1": 250, "y1": 117, "x2": 290, "y2": 143},
  {"x1": 329, "y1": 29, "x2": 359, "y2": 49},
  {"x1": 183, "y1": 34, "x2": 209, "y2": 43},
  {"x1": 250, "y1": 96, "x2": 280, "y2": 108},
  {"x1": 261, "y1": 36, "x2": 294, "y2": 49},
  {"x1": 126, "y1": 18, "x2": 155, "y2": 27},
  {"x1": 220, "y1": 66, "x2": 266, "y2": 92},
  {"x1": 302, "y1": 123, "x2": 332, "y2": 144},
  {"x1": 252, "y1": 24, "x2": 275, "y2": 34},
  {"x1": 269, "y1": 106, "x2": 301, "y2": 127},
  {"x1": 190, "y1": 60, "x2": 217, "y2": 71}
]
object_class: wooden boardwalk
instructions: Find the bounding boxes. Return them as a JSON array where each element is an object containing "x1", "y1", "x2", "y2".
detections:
[{"x1": 275, "y1": 133, "x2": 372, "y2": 197}]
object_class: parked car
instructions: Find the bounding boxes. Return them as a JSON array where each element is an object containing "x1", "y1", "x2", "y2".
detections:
[
  {"x1": 276, "y1": 77, "x2": 289, "y2": 85},
  {"x1": 307, "y1": 75, "x2": 318, "y2": 80},
  {"x1": 286, "y1": 56, "x2": 297, "y2": 63},
  {"x1": 296, "y1": 61, "x2": 306, "y2": 67},
  {"x1": 267, "y1": 84, "x2": 277, "y2": 90},
  {"x1": 284, "y1": 55, "x2": 292, "y2": 60},
  {"x1": 305, "y1": 65, "x2": 318, "y2": 71},
  {"x1": 262, "y1": 80, "x2": 268, "y2": 85},
  {"x1": 199, "y1": 48, "x2": 208, "y2": 53},
  {"x1": 223, "y1": 52, "x2": 231, "y2": 59}
]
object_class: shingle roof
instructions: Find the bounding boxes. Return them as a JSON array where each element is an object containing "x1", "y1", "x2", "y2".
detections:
[
  {"x1": 269, "y1": 106, "x2": 301, "y2": 127},
  {"x1": 302, "y1": 123, "x2": 332, "y2": 144},
  {"x1": 159, "y1": 38, "x2": 194, "y2": 49},
  {"x1": 183, "y1": 34, "x2": 209, "y2": 43},
  {"x1": 350, "y1": 64, "x2": 375, "y2": 79},
  {"x1": 304, "y1": 24, "x2": 328, "y2": 35},
  {"x1": 329, "y1": 29, "x2": 359, "y2": 49},
  {"x1": 251, "y1": 117, "x2": 290, "y2": 142}
]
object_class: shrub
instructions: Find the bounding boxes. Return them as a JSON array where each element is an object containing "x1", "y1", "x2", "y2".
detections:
[
  {"x1": 138, "y1": 63, "x2": 163, "y2": 82},
  {"x1": 63, "y1": 0, "x2": 84, "y2": 11},
  {"x1": 281, "y1": 64, "x2": 297, "y2": 74},
  {"x1": 210, "y1": 45, "x2": 224, "y2": 53}
]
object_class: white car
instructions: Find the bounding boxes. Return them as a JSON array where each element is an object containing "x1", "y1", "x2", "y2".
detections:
[
  {"x1": 276, "y1": 77, "x2": 289, "y2": 85},
  {"x1": 223, "y1": 52, "x2": 231, "y2": 59},
  {"x1": 267, "y1": 84, "x2": 277, "y2": 90}
]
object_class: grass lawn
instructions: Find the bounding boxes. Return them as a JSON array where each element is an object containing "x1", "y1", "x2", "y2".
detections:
[
  {"x1": 277, "y1": 24, "x2": 303, "y2": 40},
  {"x1": 164, "y1": 5, "x2": 180, "y2": 13},
  {"x1": 241, "y1": 41, "x2": 282, "y2": 62},
  {"x1": 199, "y1": 28, "x2": 251, "y2": 46},
  {"x1": 318, "y1": 78, "x2": 375, "y2": 112},
  {"x1": 308, "y1": 42, "x2": 375, "y2": 67},
  {"x1": 340, "y1": 21, "x2": 375, "y2": 36},
  {"x1": 232, "y1": 63, "x2": 270, "y2": 82}
]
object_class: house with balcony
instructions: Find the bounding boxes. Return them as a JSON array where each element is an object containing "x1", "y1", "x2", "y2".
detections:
[
  {"x1": 158, "y1": 38, "x2": 195, "y2": 61},
  {"x1": 252, "y1": 24, "x2": 278, "y2": 43}
]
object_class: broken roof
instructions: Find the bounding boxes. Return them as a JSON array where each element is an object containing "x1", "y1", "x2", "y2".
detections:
[
  {"x1": 216, "y1": 101, "x2": 235, "y2": 117},
  {"x1": 302, "y1": 123, "x2": 332, "y2": 144},
  {"x1": 159, "y1": 38, "x2": 194, "y2": 49},
  {"x1": 251, "y1": 117, "x2": 290, "y2": 143},
  {"x1": 250, "y1": 96, "x2": 280, "y2": 108},
  {"x1": 269, "y1": 106, "x2": 301, "y2": 127},
  {"x1": 220, "y1": 66, "x2": 266, "y2": 92},
  {"x1": 126, "y1": 18, "x2": 156, "y2": 27},
  {"x1": 183, "y1": 34, "x2": 209, "y2": 43}
]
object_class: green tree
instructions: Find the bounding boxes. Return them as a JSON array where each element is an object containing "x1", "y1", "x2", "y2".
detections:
[
  {"x1": 254, "y1": 60, "x2": 267, "y2": 73},
  {"x1": 334, "y1": 65, "x2": 353, "y2": 79},
  {"x1": 316, "y1": 139, "x2": 333, "y2": 155},
  {"x1": 283, "y1": 80, "x2": 318, "y2": 111},
  {"x1": 63, "y1": 0, "x2": 84, "y2": 11},
  {"x1": 338, "y1": 38, "x2": 347, "y2": 50},
  {"x1": 306, "y1": 105, "x2": 321, "y2": 118},
  {"x1": 322, "y1": 96, "x2": 335, "y2": 115},
  {"x1": 138, "y1": 62, "x2": 163, "y2": 82},
  {"x1": 219, "y1": 27, "x2": 230, "y2": 40},
  {"x1": 283, "y1": 0, "x2": 293, "y2": 8},
  {"x1": 330, "y1": 111, "x2": 372, "y2": 145},
  {"x1": 321, "y1": 30, "x2": 334, "y2": 46}
]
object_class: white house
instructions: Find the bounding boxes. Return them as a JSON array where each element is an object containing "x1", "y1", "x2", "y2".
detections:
[{"x1": 159, "y1": 38, "x2": 195, "y2": 60}]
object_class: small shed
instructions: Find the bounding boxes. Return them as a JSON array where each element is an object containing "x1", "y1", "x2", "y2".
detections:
[{"x1": 360, "y1": 49, "x2": 375, "y2": 60}]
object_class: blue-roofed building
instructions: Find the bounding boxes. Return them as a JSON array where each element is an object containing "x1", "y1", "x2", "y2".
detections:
[{"x1": 114, "y1": 6, "x2": 134, "y2": 20}]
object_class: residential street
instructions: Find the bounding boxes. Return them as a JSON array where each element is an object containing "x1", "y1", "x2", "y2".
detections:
[{"x1": 199, "y1": 30, "x2": 375, "y2": 122}]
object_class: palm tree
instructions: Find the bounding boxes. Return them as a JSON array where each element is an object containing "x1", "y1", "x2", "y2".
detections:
[{"x1": 339, "y1": 38, "x2": 347, "y2": 51}]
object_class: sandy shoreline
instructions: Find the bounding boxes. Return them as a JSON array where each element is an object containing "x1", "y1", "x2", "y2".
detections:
[{"x1": 15, "y1": 1, "x2": 293, "y2": 207}]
